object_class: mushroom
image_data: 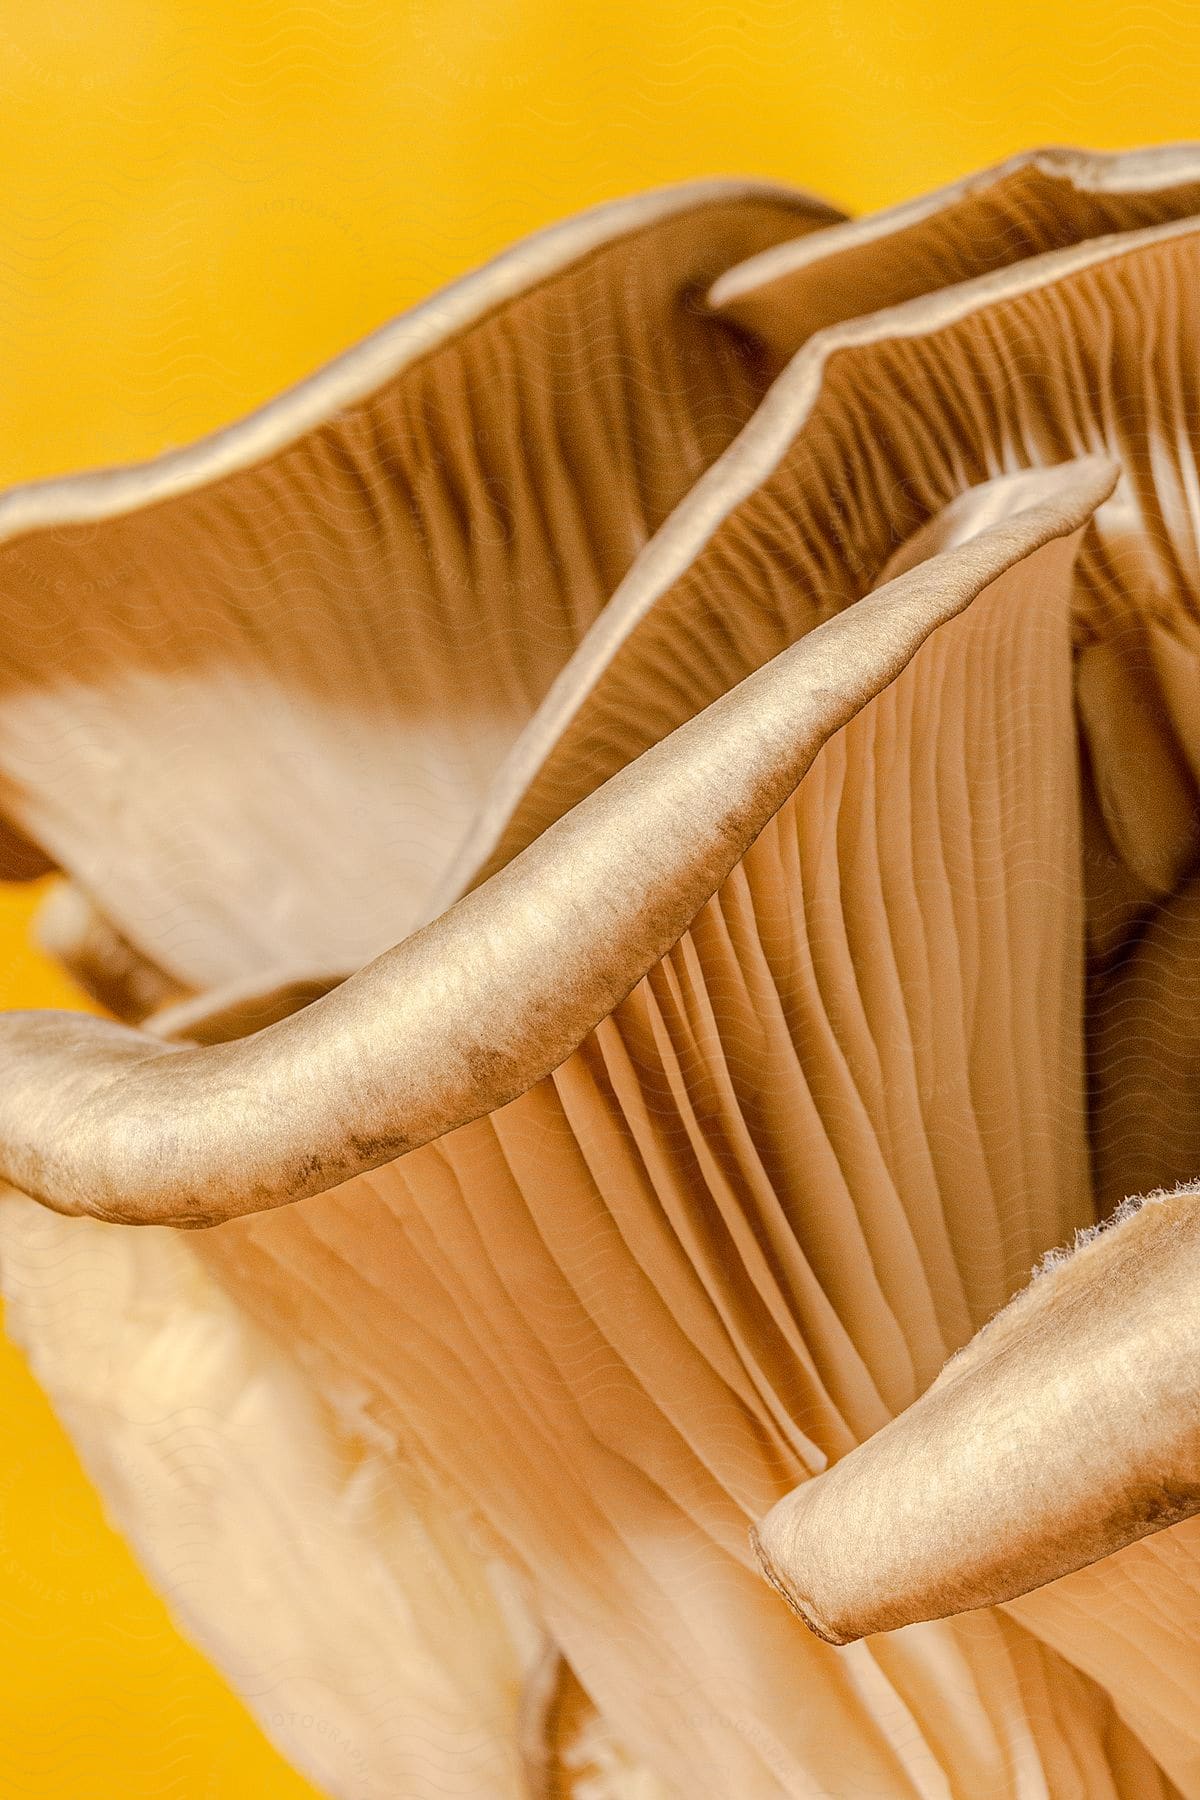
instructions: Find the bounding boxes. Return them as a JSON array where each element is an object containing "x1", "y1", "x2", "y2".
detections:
[{"x1": 3, "y1": 150, "x2": 1200, "y2": 1798}]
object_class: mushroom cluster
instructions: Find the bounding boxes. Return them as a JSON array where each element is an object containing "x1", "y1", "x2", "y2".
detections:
[{"x1": 1, "y1": 145, "x2": 1199, "y2": 1798}]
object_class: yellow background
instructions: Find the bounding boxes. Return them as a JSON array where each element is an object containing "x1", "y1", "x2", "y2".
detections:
[{"x1": 0, "y1": 2, "x2": 1196, "y2": 1792}]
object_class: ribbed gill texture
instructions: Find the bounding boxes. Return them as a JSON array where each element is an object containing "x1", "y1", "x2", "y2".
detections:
[
  {"x1": 0, "y1": 191, "x2": 813, "y2": 988},
  {"x1": 467, "y1": 222, "x2": 1200, "y2": 1271},
  {"x1": 472, "y1": 228, "x2": 1200, "y2": 918},
  {"x1": 193, "y1": 527, "x2": 1123, "y2": 1797}
]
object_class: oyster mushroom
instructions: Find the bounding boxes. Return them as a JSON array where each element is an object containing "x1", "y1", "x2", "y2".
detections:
[{"x1": 2, "y1": 151, "x2": 1200, "y2": 1798}]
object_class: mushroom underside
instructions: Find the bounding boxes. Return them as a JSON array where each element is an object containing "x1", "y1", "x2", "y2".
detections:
[{"x1": 4, "y1": 161, "x2": 1200, "y2": 1797}]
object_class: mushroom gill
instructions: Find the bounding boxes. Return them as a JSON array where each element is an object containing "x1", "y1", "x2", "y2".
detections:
[
  {"x1": 0, "y1": 178, "x2": 832, "y2": 1003},
  {"x1": 2, "y1": 153, "x2": 1200, "y2": 1799}
]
